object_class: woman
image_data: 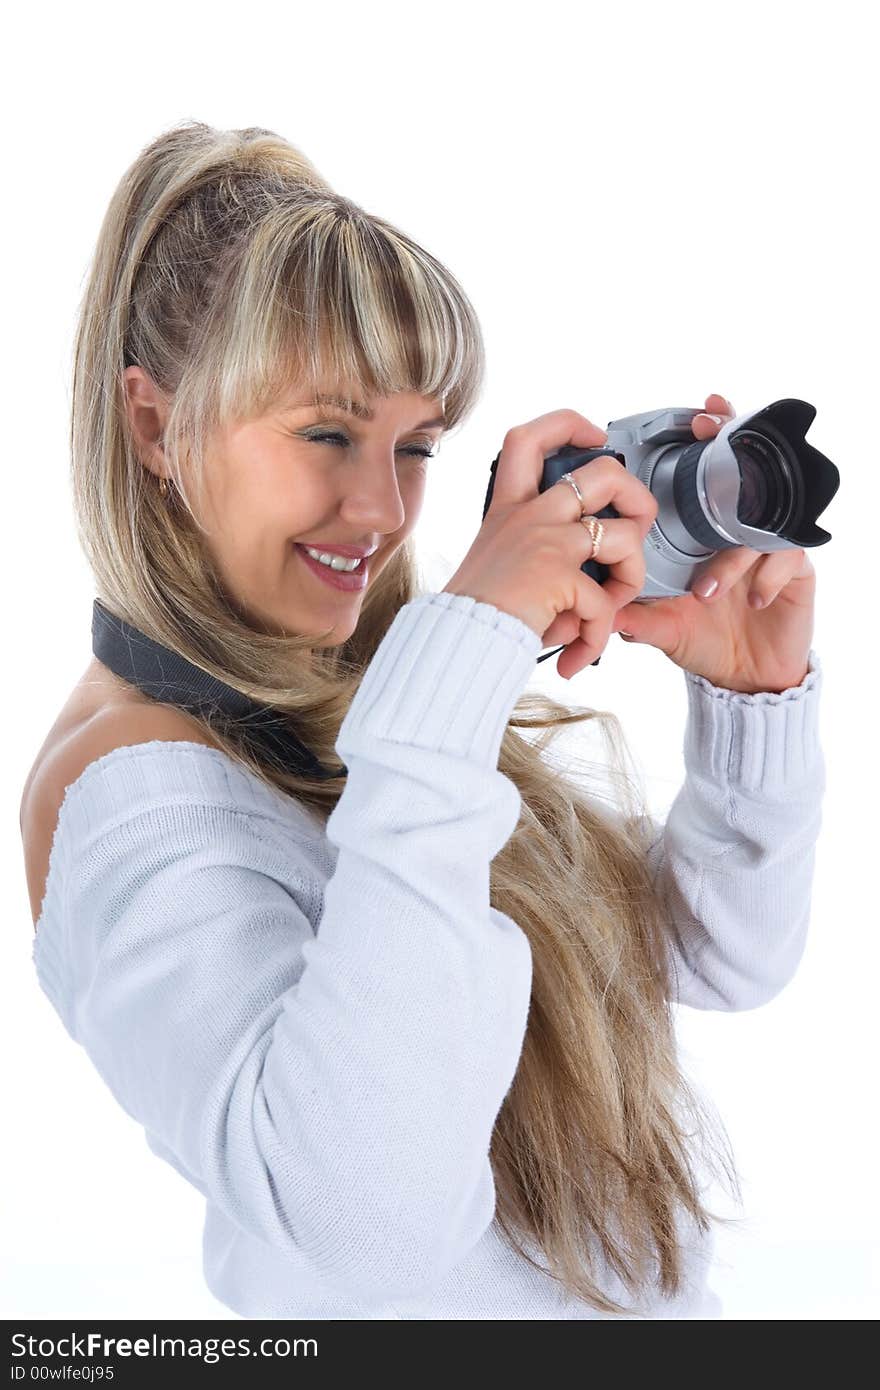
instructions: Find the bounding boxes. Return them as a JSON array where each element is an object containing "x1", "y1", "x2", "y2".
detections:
[{"x1": 25, "y1": 120, "x2": 824, "y2": 1320}]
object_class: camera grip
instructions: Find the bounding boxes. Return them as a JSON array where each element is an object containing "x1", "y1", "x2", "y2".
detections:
[{"x1": 482, "y1": 444, "x2": 621, "y2": 588}]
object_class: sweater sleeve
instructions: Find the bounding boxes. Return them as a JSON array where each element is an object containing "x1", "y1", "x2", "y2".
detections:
[
  {"x1": 32, "y1": 591, "x2": 541, "y2": 1303},
  {"x1": 638, "y1": 649, "x2": 826, "y2": 1012}
]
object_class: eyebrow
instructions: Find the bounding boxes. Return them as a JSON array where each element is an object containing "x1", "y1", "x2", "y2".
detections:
[{"x1": 305, "y1": 393, "x2": 446, "y2": 430}]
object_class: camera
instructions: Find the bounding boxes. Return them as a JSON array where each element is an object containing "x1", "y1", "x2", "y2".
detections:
[
  {"x1": 481, "y1": 397, "x2": 839, "y2": 665},
  {"x1": 483, "y1": 397, "x2": 838, "y2": 601}
]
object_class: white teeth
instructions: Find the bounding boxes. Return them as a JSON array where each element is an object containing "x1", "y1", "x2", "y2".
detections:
[{"x1": 303, "y1": 545, "x2": 363, "y2": 572}]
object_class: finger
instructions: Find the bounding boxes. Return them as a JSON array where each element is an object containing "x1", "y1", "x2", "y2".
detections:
[
  {"x1": 550, "y1": 558, "x2": 629, "y2": 676},
  {"x1": 691, "y1": 412, "x2": 728, "y2": 439},
  {"x1": 746, "y1": 549, "x2": 815, "y2": 608},
  {"x1": 691, "y1": 547, "x2": 763, "y2": 600},
  {"x1": 490, "y1": 410, "x2": 609, "y2": 512},
  {"x1": 544, "y1": 452, "x2": 659, "y2": 539},
  {"x1": 596, "y1": 539, "x2": 649, "y2": 611},
  {"x1": 554, "y1": 520, "x2": 647, "y2": 672},
  {"x1": 556, "y1": 635, "x2": 598, "y2": 680},
  {"x1": 565, "y1": 514, "x2": 648, "y2": 615},
  {"x1": 567, "y1": 560, "x2": 637, "y2": 665},
  {"x1": 692, "y1": 394, "x2": 736, "y2": 439},
  {"x1": 541, "y1": 609, "x2": 582, "y2": 649},
  {"x1": 611, "y1": 598, "x2": 682, "y2": 656},
  {"x1": 569, "y1": 516, "x2": 645, "y2": 567}
]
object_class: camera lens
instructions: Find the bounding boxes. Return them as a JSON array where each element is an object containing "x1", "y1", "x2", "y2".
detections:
[{"x1": 731, "y1": 430, "x2": 796, "y2": 533}]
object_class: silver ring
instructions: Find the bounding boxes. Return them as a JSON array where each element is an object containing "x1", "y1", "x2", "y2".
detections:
[
  {"x1": 560, "y1": 471, "x2": 585, "y2": 506},
  {"x1": 559, "y1": 472, "x2": 605, "y2": 561}
]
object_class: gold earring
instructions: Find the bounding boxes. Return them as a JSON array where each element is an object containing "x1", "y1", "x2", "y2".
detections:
[{"x1": 159, "y1": 476, "x2": 168, "y2": 498}]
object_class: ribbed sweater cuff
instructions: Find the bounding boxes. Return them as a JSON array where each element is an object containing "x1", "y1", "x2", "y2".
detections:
[
  {"x1": 683, "y1": 647, "x2": 824, "y2": 795},
  {"x1": 336, "y1": 591, "x2": 542, "y2": 769}
]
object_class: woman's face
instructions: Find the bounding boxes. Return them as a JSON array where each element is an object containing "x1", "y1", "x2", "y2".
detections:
[{"x1": 125, "y1": 369, "x2": 446, "y2": 643}]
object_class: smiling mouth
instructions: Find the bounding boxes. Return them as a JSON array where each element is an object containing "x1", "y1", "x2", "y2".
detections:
[{"x1": 293, "y1": 542, "x2": 373, "y2": 590}]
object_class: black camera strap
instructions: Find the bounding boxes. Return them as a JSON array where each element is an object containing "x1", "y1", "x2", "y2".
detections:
[{"x1": 91, "y1": 599, "x2": 342, "y2": 781}]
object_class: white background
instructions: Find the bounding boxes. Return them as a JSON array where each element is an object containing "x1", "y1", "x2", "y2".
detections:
[{"x1": 3, "y1": 0, "x2": 877, "y2": 1321}]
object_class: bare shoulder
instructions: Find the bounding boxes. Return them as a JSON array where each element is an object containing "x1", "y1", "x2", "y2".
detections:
[
  {"x1": 65, "y1": 701, "x2": 223, "y2": 765},
  {"x1": 22, "y1": 703, "x2": 224, "y2": 932},
  {"x1": 37, "y1": 701, "x2": 224, "y2": 810}
]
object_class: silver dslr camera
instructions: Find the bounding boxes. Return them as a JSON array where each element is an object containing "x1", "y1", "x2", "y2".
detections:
[{"x1": 481, "y1": 396, "x2": 839, "y2": 665}]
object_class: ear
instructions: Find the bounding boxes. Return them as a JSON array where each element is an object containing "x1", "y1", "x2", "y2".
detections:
[{"x1": 122, "y1": 366, "x2": 171, "y2": 481}]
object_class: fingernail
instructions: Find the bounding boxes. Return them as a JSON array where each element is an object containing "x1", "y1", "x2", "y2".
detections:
[
  {"x1": 693, "y1": 576, "x2": 718, "y2": 599},
  {"x1": 618, "y1": 630, "x2": 635, "y2": 639}
]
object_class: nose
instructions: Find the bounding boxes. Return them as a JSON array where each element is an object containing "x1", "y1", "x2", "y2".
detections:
[{"x1": 333, "y1": 449, "x2": 410, "y2": 537}]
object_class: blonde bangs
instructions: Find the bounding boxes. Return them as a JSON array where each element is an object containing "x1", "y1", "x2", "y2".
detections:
[{"x1": 172, "y1": 198, "x2": 482, "y2": 496}]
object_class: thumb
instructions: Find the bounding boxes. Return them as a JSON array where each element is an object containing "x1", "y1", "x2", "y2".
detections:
[
  {"x1": 611, "y1": 604, "x2": 643, "y2": 640},
  {"x1": 611, "y1": 599, "x2": 676, "y2": 653}
]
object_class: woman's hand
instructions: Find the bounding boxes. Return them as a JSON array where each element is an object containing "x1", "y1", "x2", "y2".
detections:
[{"x1": 610, "y1": 393, "x2": 816, "y2": 694}]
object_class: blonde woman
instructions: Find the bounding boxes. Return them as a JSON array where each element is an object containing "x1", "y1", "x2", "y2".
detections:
[{"x1": 22, "y1": 120, "x2": 824, "y2": 1320}]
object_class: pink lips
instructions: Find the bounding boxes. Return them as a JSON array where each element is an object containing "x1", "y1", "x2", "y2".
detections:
[{"x1": 294, "y1": 543, "x2": 370, "y2": 591}]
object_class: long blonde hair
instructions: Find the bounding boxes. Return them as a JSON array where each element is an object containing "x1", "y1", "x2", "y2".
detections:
[{"x1": 70, "y1": 119, "x2": 743, "y2": 1315}]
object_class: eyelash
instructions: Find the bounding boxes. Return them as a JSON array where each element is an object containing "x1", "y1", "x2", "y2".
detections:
[{"x1": 301, "y1": 430, "x2": 437, "y2": 460}]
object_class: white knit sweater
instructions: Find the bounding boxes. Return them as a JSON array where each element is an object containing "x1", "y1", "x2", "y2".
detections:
[{"x1": 31, "y1": 590, "x2": 825, "y2": 1319}]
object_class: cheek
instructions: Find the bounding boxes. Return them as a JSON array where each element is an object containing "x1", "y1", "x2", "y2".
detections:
[{"x1": 401, "y1": 473, "x2": 427, "y2": 524}]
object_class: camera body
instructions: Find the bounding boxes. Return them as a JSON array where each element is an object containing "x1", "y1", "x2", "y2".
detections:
[{"x1": 481, "y1": 397, "x2": 839, "y2": 603}]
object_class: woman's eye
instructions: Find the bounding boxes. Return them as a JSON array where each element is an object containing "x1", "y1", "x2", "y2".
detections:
[{"x1": 302, "y1": 430, "x2": 436, "y2": 460}]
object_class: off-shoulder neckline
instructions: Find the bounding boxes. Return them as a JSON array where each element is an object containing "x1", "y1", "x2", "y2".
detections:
[
  {"x1": 31, "y1": 738, "x2": 325, "y2": 944},
  {"x1": 61, "y1": 737, "x2": 254, "y2": 796}
]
